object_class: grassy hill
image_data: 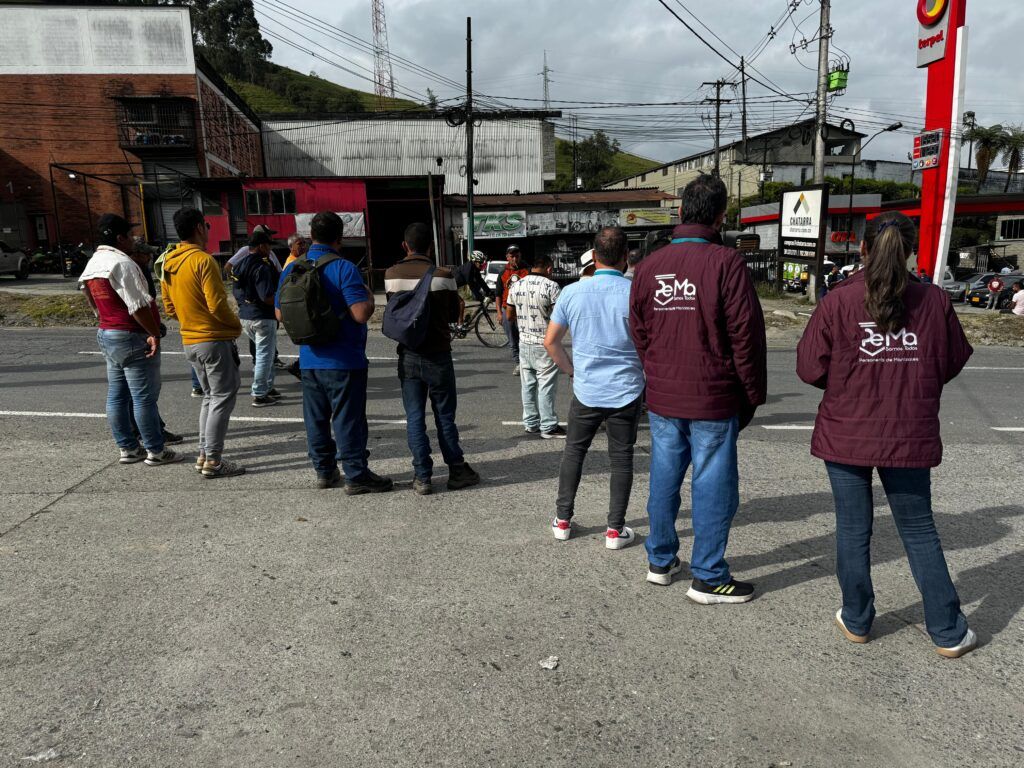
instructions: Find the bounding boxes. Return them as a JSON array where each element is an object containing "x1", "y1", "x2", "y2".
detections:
[
  {"x1": 551, "y1": 138, "x2": 660, "y2": 189},
  {"x1": 226, "y1": 63, "x2": 418, "y2": 114}
]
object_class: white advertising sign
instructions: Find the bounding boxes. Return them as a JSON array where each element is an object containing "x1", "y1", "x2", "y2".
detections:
[
  {"x1": 780, "y1": 189, "x2": 825, "y2": 240},
  {"x1": 294, "y1": 212, "x2": 365, "y2": 238}
]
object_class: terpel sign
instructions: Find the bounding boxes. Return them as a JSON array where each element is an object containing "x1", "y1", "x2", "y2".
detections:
[{"x1": 917, "y1": 0, "x2": 950, "y2": 68}]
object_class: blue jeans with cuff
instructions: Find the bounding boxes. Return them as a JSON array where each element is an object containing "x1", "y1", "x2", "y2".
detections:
[
  {"x1": 825, "y1": 462, "x2": 968, "y2": 648},
  {"x1": 241, "y1": 318, "x2": 277, "y2": 397},
  {"x1": 398, "y1": 350, "x2": 465, "y2": 481},
  {"x1": 645, "y1": 412, "x2": 739, "y2": 585},
  {"x1": 97, "y1": 329, "x2": 164, "y2": 454},
  {"x1": 301, "y1": 368, "x2": 370, "y2": 481}
]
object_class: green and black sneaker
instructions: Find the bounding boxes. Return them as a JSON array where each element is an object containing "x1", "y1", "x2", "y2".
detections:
[{"x1": 686, "y1": 577, "x2": 755, "y2": 605}]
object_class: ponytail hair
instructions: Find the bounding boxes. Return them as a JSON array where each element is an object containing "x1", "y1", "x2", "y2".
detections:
[{"x1": 862, "y1": 212, "x2": 916, "y2": 334}]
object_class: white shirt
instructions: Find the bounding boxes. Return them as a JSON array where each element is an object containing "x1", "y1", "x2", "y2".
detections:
[
  {"x1": 79, "y1": 246, "x2": 153, "y2": 314},
  {"x1": 1012, "y1": 290, "x2": 1024, "y2": 316},
  {"x1": 507, "y1": 273, "x2": 561, "y2": 345},
  {"x1": 229, "y1": 245, "x2": 281, "y2": 272}
]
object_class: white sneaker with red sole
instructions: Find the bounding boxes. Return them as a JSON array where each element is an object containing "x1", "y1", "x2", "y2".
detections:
[
  {"x1": 552, "y1": 518, "x2": 572, "y2": 541},
  {"x1": 605, "y1": 526, "x2": 635, "y2": 550}
]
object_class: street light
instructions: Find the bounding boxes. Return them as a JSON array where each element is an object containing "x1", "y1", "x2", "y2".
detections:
[{"x1": 846, "y1": 122, "x2": 903, "y2": 253}]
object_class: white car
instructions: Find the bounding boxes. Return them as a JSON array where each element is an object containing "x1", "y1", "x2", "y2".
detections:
[
  {"x1": 483, "y1": 260, "x2": 507, "y2": 293},
  {"x1": 0, "y1": 240, "x2": 29, "y2": 279}
]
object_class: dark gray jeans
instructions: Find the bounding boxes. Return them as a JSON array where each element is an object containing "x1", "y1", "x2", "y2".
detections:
[
  {"x1": 184, "y1": 340, "x2": 240, "y2": 460},
  {"x1": 555, "y1": 394, "x2": 643, "y2": 530}
]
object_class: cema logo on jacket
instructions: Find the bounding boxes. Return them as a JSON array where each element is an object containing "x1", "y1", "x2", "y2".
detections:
[
  {"x1": 654, "y1": 273, "x2": 697, "y2": 310},
  {"x1": 858, "y1": 321, "x2": 919, "y2": 361}
]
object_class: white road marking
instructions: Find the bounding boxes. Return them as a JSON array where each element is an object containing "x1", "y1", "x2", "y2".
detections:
[
  {"x1": 992, "y1": 427, "x2": 1024, "y2": 432},
  {"x1": 77, "y1": 351, "x2": 399, "y2": 361},
  {"x1": 964, "y1": 367, "x2": 1024, "y2": 371},
  {"x1": 762, "y1": 425, "x2": 815, "y2": 430},
  {"x1": 0, "y1": 410, "x2": 405, "y2": 425}
]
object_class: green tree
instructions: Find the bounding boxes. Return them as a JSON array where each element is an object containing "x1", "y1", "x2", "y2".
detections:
[
  {"x1": 576, "y1": 130, "x2": 621, "y2": 190},
  {"x1": 963, "y1": 123, "x2": 1005, "y2": 186},
  {"x1": 1000, "y1": 125, "x2": 1024, "y2": 193},
  {"x1": 426, "y1": 89, "x2": 439, "y2": 111}
]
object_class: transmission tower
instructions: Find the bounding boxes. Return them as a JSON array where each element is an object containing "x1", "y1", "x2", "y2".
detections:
[
  {"x1": 540, "y1": 50, "x2": 552, "y2": 109},
  {"x1": 371, "y1": 0, "x2": 396, "y2": 110}
]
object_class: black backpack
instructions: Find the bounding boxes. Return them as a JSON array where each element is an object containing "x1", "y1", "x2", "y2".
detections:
[
  {"x1": 278, "y1": 254, "x2": 342, "y2": 346},
  {"x1": 382, "y1": 266, "x2": 435, "y2": 349}
]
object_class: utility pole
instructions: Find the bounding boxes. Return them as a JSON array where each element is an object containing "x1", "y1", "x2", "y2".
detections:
[
  {"x1": 810, "y1": 0, "x2": 831, "y2": 304},
  {"x1": 702, "y1": 79, "x2": 733, "y2": 177},
  {"x1": 465, "y1": 17, "x2": 475, "y2": 261},
  {"x1": 812, "y1": 1, "x2": 831, "y2": 184},
  {"x1": 572, "y1": 114, "x2": 579, "y2": 189},
  {"x1": 740, "y1": 56, "x2": 748, "y2": 160}
]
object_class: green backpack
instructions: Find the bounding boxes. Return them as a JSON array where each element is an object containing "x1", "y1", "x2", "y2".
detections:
[{"x1": 277, "y1": 254, "x2": 342, "y2": 346}]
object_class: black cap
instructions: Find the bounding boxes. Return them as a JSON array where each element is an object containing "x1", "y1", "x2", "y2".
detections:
[
  {"x1": 252, "y1": 223, "x2": 277, "y2": 236},
  {"x1": 506, "y1": 244, "x2": 520, "y2": 253},
  {"x1": 97, "y1": 213, "x2": 137, "y2": 239},
  {"x1": 249, "y1": 231, "x2": 273, "y2": 247}
]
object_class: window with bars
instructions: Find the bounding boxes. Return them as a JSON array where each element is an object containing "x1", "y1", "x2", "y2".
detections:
[
  {"x1": 245, "y1": 189, "x2": 296, "y2": 215},
  {"x1": 1000, "y1": 218, "x2": 1024, "y2": 240}
]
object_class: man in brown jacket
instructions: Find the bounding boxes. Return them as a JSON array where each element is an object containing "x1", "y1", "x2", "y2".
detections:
[{"x1": 630, "y1": 174, "x2": 767, "y2": 601}]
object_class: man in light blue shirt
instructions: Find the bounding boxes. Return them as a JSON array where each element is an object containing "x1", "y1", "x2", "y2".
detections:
[{"x1": 544, "y1": 226, "x2": 645, "y2": 550}]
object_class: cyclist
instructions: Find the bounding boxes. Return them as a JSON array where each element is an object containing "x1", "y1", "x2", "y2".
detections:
[{"x1": 454, "y1": 250, "x2": 493, "y2": 326}]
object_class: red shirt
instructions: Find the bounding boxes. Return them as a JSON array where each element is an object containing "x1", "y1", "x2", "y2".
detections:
[{"x1": 85, "y1": 277, "x2": 158, "y2": 334}]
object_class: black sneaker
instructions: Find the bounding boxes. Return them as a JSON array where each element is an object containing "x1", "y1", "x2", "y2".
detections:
[
  {"x1": 286, "y1": 361, "x2": 302, "y2": 380},
  {"x1": 344, "y1": 471, "x2": 394, "y2": 496},
  {"x1": 190, "y1": 387, "x2": 204, "y2": 398},
  {"x1": 413, "y1": 477, "x2": 433, "y2": 496},
  {"x1": 317, "y1": 468, "x2": 342, "y2": 490},
  {"x1": 541, "y1": 425, "x2": 567, "y2": 440},
  {"x1": 252, "y1": 395, "x2": 277, "y2": 408},
  {"x1": 267, "y1": 388, "x2": 283, "y2": 400},
  {"x1": 646, "y1": 557, "x2": 684, "y2": 586},
  {"x1": 686, "y1": 577, "x2": 755, "y2": 605},
  {"x1": 447, "y1": 462, "x2": 480, "y2": 490},
  {"x1": 524, "y1": 426, "x2": 541, "y2": 435},
  {"x1": 273, "y1": 357, "x2": 288, "y2": 370},
  {"x1": 162, "y1": 429, "x2": 184, "y2": 445}
]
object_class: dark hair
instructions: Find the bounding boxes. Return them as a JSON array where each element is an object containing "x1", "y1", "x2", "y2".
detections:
[
  {"x1": 593, "y1": 226, "x2": 627, "y2": 265},
  {"x1": 310, "y1": 211, "x2": 344, "y2": 244},
  {"x1": 173, "y1": 207, "x2": 206, "y2": 241},
  {"x1": 98, "y1": 230, "x2": 120, "y2": 248},
  {"x1": 679, "y1": 174, "x2": 728, "y2": 226},
  {"x1": 532, "y1": 254, "x2": 553, "y2": 270},
  {"x1": 403, "y1": 222, "x2": 432, "y2": 254},
  {"x1": 645, "y1": 228, "x2": 672, "y2": 255},
  {"x1": 627, "y1": 248, "x2": 644, "y2": 267},
  {"x1": 862, "y1": 212, "x2": 916, "y2": 334},
  {"x1": 1015, "y1": 281, "x2": 1024, "y2": 290}
]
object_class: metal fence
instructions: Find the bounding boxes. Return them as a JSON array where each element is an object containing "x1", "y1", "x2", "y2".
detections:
[{"x1": 743, "y1": 249, "x2": 780, "y2": 287}]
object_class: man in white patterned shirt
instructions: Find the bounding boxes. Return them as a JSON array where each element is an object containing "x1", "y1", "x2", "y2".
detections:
[{"x1": 506, "y1": 254, "x2": 564, "y2": 439}]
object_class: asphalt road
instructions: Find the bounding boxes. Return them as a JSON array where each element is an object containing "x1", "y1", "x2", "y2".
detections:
[{"x1": 1, "y1": 327, "x2": 1022, "y2": 767}]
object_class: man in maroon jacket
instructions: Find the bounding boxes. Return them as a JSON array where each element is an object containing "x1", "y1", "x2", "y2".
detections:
[{"x1": 630, "y1": 175, "x2": 767, "y2": 601}]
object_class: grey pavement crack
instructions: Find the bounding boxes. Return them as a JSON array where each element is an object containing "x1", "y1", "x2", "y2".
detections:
[{"x1": 0, "y1": 458, "x2": 119, "y2": 539}]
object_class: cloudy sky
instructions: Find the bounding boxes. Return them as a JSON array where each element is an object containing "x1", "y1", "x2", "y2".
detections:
[{"x1": 254, "y1": 0, "x2": 1024, "y2": 166}]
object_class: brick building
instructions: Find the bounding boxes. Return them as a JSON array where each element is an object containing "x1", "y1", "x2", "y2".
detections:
[{"x1": 0, "y1": 3, "x2": 262, "y2": 250}]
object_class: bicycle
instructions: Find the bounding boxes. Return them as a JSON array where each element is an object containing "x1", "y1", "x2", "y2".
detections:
[{"x1": 450, "y1": 298, "x2": 509, "y2": 348}]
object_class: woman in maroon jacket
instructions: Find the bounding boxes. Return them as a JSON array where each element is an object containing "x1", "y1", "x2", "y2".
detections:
[{"x1": 797, "y1": 212, "x2": 976, "y2": 658}]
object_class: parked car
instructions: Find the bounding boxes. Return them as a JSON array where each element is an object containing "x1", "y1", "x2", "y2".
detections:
[
  {"x1": 967, "y1": 273, "x2": 1023, "y2": 309},
  {"x1": 0, "y1": 240, "x2": 30, "y2": 280},
  {"x1": 943, "y1": 271, "x2": 982, "y2": 302},
  {"x1": 483, "y1": 260, "x2": 507, "y2": 293}
]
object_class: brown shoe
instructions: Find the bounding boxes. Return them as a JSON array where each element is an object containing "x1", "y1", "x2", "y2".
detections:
[{"x1": 835, "y1": 609, "x2": 869, "y2": 644}]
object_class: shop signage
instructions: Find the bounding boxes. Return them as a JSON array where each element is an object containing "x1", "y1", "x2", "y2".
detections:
[
  {"x1": 464, "y1": 210, "x2": 527, "y2": 240},
  {"x1": 912, "y1": 129, "x2": 944, "y2": 171},
  {"x1": 620, "y1": 208, "x2": 676, "y2": 227},
  {"x1": 294, "y1": 212, "x2": 365, "y2": 238},
  {"x1": 917, "y1": 0, "x2": 951, "y2": 67}
]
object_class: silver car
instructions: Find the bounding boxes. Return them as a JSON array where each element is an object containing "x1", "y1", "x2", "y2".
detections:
[{"x1": 0, "y1": 240, "x2": 29, "y2": 280}]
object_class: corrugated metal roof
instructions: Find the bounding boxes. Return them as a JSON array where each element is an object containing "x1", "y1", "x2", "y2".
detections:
[
  {"x1": 446, "y1": 189, "x2": 678, "y2": 207},
  {"x1": 263, "y1": 118, "x2": 553, "y2": 195}
]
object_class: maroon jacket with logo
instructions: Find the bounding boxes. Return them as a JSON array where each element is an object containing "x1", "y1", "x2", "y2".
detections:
[
  {"x1": 796, "y1": 270, "x2": 972, "y2": 468},
  {"x1": 629, "y1": 224, "x2": 767, "y2": 421}
]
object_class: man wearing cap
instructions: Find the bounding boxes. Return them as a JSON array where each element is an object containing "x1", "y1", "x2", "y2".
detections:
[
  {"x1": 579, "y1": 249, "x2": 597, "y2": 280},
  {"x1": 225, "y1": 224, "x2": 282, "y2": 276},
  {"x1": 496, "y1": 245, "x2": 530, "y2": 375},
  {"x1": 79, "y1": 214, "x2": 183, "y2": 467},
  {"x1": 162, "y1": 207, "x2": 245, "y2": 479},
  {"x1": 232, "y1": 231, "x2": 281, "y2": 407}
]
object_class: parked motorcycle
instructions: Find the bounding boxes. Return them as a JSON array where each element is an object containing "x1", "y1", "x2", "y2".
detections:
[
  {"x1": 60, "y1": 243, "x2": 88, "y2": 277},
  {"x1": 30, "y1": 249, "x2": 61, "y2": 273}
]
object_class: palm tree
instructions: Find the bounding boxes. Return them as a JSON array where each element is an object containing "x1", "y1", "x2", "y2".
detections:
[
  {"x1": 963, "y1": 124, "x2": 1005, "y2": 186},
  {"x1": 1000, "y1": 126, "x2": 1024, "y2": 193}
]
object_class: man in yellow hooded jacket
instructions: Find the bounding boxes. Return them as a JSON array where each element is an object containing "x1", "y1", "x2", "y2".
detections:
[{"x1": 161, "y1": 207, "x2": 244, "y2": 479}]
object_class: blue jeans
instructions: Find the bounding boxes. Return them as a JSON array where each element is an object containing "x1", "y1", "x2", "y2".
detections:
[
  {"x1": 97, "y1": 329, "x2": 163, "y2": 453},
  {"x1": 190, "y1": 367, "x2": 201, "y2": 390},
  {"x1": 241, "y1": 318, "x2": 277, "y2": 397},
  {"x1": 646, "y1": 413, "x2": 739, "y2": 584},
  {"x1": 825, "y1": 462, "x2": 968, "y2": 648},
  {"x1": 398, "y1": 350, "x2": 465, "y2": 481},
  {"x1": 301, "y1": 368, "x2": 370, "y2": 480},
  {"x1": 519, "y1": 342, "x2": 560, "y2": 432},
  {"x1": 502, "y1": 315, "x2": 520, "y2": 360}
]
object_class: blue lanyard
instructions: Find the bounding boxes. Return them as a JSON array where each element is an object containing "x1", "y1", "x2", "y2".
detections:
[{"x1": 671, "y1": 237, "x2": 709, "y2": 244}]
